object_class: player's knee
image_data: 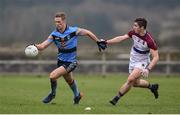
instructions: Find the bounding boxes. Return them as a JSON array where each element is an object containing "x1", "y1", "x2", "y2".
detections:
[
  {"x1": 66, "y1": 79, "x2": 74, "y2": 85},
  {"x1": 127, "y1": 77, "x2": 136, "y2": 84},
  {"x1": 133, "y1": 80, "x2": 140, "y2": 87},
  {"x1": 50, "y1": 72, "x2": 58, "y2": 80},
  {"x1": 133, "y1": 82, "x2": 138, "y2": 87}
]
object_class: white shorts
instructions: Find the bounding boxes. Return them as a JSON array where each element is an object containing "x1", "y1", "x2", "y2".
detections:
[{"x1": 129, "y1": 61, "x2": 149, "y2": 74}]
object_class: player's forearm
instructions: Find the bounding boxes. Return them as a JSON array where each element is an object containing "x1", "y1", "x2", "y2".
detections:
[
  {"x1": 147, "y1": 53, "x2": 159, "y2": 70},
  {"x1": 106, "y1": 36, "x2": 124, "y2": 44},
  {"x1": 35, "y1": 40, "x2": 50, "y2": 51},
  {"x1": 106, "y1": 34, "x2": 129, "y2": 44},
  {"x1": 35, "y1": 44, "x2": 45, "y2": 51}
]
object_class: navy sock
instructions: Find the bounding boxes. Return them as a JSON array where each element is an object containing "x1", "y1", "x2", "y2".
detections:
[
  {"x1": 111, "y1": 92, "x2": 123, "y2": 102},
  {"x1": 69, "y1": 80, "x2": 80, "y2": 97},
  {"x1": 50, "y1": 78, "x2": 57, "y2": 94}
]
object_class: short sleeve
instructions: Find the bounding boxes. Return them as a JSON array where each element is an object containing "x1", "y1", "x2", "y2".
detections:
[
  {"x1": 71, "y1": 26, "x2": 78, "y2": 35},
  {"x1": 127, "y1": 30, "x2": 134, "y2": 38},
  {"x1": 147, "y1": 39, "x2": 158, "y2": 50},
  {"x1": 47, "y1": 37, "x2": 53, "y2": 43},
  {"x1": 146, "y1": 33, "x2": 158, "y2": 50},
  {"x1": 47, "y1": 31, "x2": 56, "y2": 43}
]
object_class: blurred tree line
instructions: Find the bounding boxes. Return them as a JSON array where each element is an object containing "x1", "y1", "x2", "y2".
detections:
[{"x1": 0, "y1": 0, "x2": 180, "y2": 50}]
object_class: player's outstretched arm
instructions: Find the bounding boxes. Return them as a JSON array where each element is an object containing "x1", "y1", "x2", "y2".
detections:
[
  {"x1": 76, "y1": 28, "x2": 99, "y2": 42},
  {"x1": 106, "y1": 34, "x2": 129, "y2": 44},
  {"x1": 76, "y1": 28, "x2": 107, "y2": 51},
  {"x1": 35, "y1": 36, "x2": 53, "y2": 51}
]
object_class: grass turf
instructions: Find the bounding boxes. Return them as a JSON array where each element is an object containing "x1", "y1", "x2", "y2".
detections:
[{"x1": 0, "y1": 74, "x2": 180, "y2": 114}]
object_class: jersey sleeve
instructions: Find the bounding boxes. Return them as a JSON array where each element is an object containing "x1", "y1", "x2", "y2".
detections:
[
  {"x1": 47, "y1": 37, "x2": 53, "y2": 43},
  {"x1": 47, "y1": 31, "x2": 56, "y2": 43},
  {"x1": 147, "y1": 39, "x2": 158, "y2": 50},
  {"x1": 71, "y1": 26, "x2": 78, "y2": 35},
  {"x1": 73, "y1": 26, "x2": 78, "y2": 31},
  {"x1": 127, "y1": 30, "x2": 134, "y2": 38},
  {"x1": 146, "y1": 33, "x2": 158, "y2": 50}
]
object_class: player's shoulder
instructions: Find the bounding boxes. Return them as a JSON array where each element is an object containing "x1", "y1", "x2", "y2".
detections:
[
  {"x1": 145, "y1": 31, "x2": 156, "y2": 43},
  {"x1": 49, "y1": 29, "x2": 58, "y2": 35},
  {"x1": 68, "y1": 26, "x2": 79, "y2": 31},
  {"x1": 145, "y1": 31, "x2": 158, "y2": 50},
  {"x1": 66, "y1": 26, "x2": 79, "y2": 36},
  {"x1": 49, "y1": 29, "x2": 60, "y2": 38},
  {"x1": 146, "y1": 31, "x2": 154, "y2": 39}
]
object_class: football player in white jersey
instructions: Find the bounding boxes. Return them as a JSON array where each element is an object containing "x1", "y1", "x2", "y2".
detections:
[{"x1": 105, "y1": 18, "x2": 159, "y2": 105}]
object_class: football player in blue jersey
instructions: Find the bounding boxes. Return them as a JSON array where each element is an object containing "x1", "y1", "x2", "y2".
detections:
[{"x1": 34, "y1": 12, "x2": 106, "y2": 104}]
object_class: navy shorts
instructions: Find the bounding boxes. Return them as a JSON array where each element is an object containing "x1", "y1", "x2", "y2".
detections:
[{"x1": 57, "y1": 60, "x2": 77, "y2": 73}]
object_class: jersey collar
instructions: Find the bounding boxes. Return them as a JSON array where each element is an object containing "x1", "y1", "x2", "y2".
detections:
[{"x1": 56, "y1": 24, "x2": 69, "y2": 34}]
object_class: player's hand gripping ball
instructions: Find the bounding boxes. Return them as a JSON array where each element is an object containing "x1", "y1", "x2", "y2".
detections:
[{"x1": 25, "y1": 45, "x2": 39, "y2": 57}]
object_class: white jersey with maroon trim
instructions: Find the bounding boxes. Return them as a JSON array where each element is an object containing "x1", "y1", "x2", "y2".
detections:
[{"x1": 127, "y1": 30, "x2": 157, "y2": 73}]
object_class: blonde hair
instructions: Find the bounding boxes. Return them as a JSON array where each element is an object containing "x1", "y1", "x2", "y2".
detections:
[{"x1": 55, "y1": 12, "x2": 66, "y2": 20}]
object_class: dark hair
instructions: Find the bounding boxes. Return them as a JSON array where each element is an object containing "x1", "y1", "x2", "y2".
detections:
[
  {"x1": 134, "y1": 18, "x2": 147, "y2": 29},
  {"x1": 55, "y1": 12, "x2": 66, "y2": 20}
]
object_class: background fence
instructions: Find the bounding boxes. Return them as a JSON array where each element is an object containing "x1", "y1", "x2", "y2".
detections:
[{"x1": 0, "y1": 51, "x2": 179, "y2": 76}]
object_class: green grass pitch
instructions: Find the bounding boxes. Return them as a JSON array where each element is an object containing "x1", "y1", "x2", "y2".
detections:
[{"x1": 0, "y1": 74, "x2": 180, "y2": 114}]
